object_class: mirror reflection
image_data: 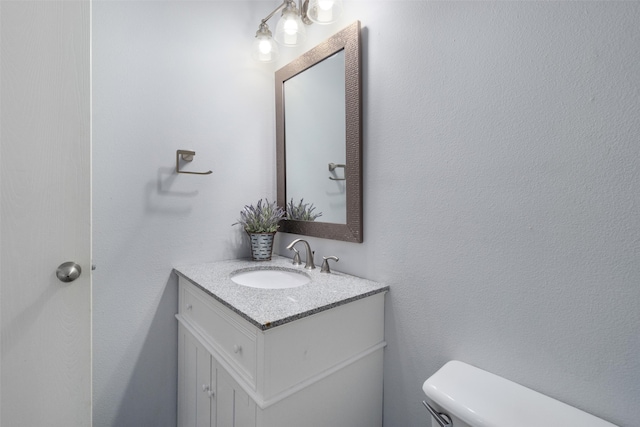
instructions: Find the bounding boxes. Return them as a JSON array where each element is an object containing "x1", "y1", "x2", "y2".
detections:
[{"x1": 284, "y1": 50, "x2": 346, "y2": 224}]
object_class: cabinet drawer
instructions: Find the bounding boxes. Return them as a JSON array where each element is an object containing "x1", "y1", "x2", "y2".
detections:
[{"x1": 180, "y1": 279, "x2": 257, "y2": 387}]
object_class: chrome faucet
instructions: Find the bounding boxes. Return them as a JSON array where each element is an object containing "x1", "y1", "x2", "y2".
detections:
[{"x1": 286, "y1": 239, "x2": 315, "y2": 269}]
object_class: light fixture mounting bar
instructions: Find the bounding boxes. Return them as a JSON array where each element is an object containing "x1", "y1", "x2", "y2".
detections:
[
  {"x1": 260, "y1": 0, "x2": 311, "y2": 25},
  {"x1": 260, "y1": 0, "x2": 288, "y2": 25}
]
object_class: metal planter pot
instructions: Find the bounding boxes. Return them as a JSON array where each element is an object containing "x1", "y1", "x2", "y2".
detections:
[{"x1": 247, "y1": 231, "x2": 276, "y2": 261}]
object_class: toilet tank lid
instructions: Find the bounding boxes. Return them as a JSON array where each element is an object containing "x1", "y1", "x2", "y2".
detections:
[{"x1": 422, "y1": 361, "x2": 617, "y2": 427}]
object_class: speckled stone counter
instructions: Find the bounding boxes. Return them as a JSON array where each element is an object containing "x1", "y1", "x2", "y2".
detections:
[{"x1": 173, "y1": 256, "x2": 389, "y2": 330}]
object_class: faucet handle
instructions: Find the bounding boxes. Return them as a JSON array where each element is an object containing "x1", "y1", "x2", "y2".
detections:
[
  {"x1": 291, "y1": 248, "x2": 302, "y2": 265},
  {"x1": 321, "y1": 256, "x2": 339, "y2": 273}
]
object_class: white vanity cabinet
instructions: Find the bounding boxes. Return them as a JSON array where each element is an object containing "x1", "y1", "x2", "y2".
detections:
[{"x1": 176, "y1": 273, "x2": 386, "y2": 427}]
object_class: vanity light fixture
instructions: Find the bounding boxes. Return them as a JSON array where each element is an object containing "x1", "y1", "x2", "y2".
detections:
[
  {"x1": 252, "y1": 22, "x2": 279, "y2": 62},
  {"x1": 306, "y1": 0, "x2": 343, "y2": 24},
  {"x1": 274, "y1": 0, "x2": 307, "y2": 46},
  {"x1": 252, "y1": 0, "x2": 343, "y2": 62}
]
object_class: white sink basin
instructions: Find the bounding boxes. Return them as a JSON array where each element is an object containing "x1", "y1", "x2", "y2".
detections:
[{"x1": 230, "y1": 267, "x2": 310, "y2": 289}]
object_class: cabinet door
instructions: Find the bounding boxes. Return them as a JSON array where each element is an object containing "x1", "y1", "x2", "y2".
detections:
[
  {"x1": 196, "y1": 339, "x2": 213, "y2": 427},
  {"x1": 179, "y1": 326, "x2": 214, "y2": 427},
  {"x1": 216, "y1": 367, "x2": 256, "y2": 427}
]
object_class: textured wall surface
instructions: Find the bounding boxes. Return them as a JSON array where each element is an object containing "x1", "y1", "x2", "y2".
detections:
[
  {"x1": 92, "y1": 2, "x2": 276, "y2": 425},
  {"x1": 94, "y1": 1, "x2": 640, "y2": 426},
  {"x1": 276, "y1": 2, "x2": 640, "y2": 426}
]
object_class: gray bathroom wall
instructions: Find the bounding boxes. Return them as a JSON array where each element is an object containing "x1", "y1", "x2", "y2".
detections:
[
  {"x1": 93, "y1": 1, "x2": 640, "y2": 426},
  {"x1": 276, "y1": 2, "x2": 640, "y2": 426},
  {"x1": 92, "y1": 2, "x2": 276, "y2": 425}
]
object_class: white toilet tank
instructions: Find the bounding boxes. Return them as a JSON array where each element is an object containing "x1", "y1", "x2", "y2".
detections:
[{"x1": 422, "y1": 361, "x2": 617, "y2": 427}]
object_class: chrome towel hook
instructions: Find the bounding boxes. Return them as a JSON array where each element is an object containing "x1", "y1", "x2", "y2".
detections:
[{"x1": 176, "y1": 150, "x2": 212, "y2": 175}]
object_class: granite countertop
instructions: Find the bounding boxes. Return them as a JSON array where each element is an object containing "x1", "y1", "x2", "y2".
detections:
[{"x1": 173, "y1": 256, "x2": 389, "y2": 331}]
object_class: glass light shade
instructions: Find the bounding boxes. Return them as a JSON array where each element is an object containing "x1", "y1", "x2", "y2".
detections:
[
  {"x1": 252, "y1": 23, "x2": 278, "y2": 62},
  {"x1": 306, "y1": 0, "x2": 342, "y2": 24},
  {"x1": 274, "y1": 8, "x2": 306, "y2": 46},
  {"x1": 252, "y1": 34, "x2": 278, "y2": 62}
]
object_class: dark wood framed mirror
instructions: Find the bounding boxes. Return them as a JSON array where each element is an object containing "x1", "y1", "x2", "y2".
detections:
[{"x1": 276, "y1": 21, "x2": 362, "y2": 242}]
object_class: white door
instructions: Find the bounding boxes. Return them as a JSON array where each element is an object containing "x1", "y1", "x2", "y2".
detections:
[{"x1": 0, "y1": 0, "x2": 91, "y2": 426}]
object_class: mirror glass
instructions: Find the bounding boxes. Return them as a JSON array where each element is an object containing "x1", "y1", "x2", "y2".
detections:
[
  {"x1": 284, "y1": 50, "x2": 346, "y2": 224},
  {"x1": 276, "y1": 21, "x2": 362, "y2": 242}
]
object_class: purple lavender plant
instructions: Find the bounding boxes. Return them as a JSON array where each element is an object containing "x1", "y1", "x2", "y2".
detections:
[
  {"x1": 287, "y1": 198, "x2": 323, "y2": 221},
  {"x1": 234, "y1": 199, "x2": 285, "y2": 233}
]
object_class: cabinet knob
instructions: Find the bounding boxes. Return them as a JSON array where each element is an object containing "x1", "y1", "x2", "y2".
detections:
[
  {"x1": 202, "y1": 384, "x2": 214, "y2": 398},
  {"x1": 186, "y1": 304, "x2": 193, "y2": 310},
  {"x1": 233, "y1": 344, "x2": 242, "y2": 354}
]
